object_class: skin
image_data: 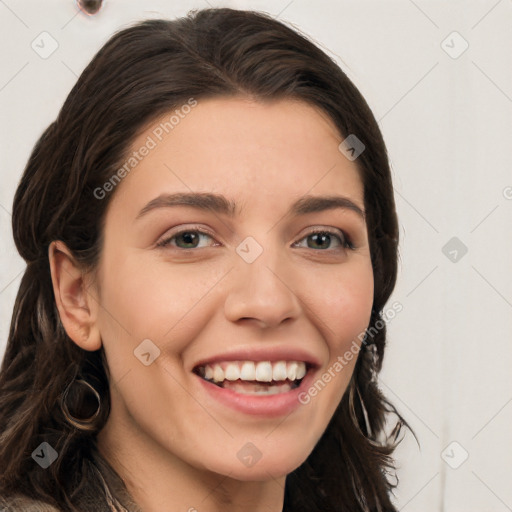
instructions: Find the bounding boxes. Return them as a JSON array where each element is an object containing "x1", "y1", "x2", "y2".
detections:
[{"x1": 49, "y1": 97, "x2": 374, "y2": 512}]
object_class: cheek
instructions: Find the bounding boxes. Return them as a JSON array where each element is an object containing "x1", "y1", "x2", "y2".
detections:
[
  {"x1": 292, "y1": 261, "x2": 373, "y2": 443},
  {"x1": 96, "y1": 255, "x2": 228, "y2": 353},
  {"x1": 308, "y1": 261, "x2": 374, "y2": 352}
]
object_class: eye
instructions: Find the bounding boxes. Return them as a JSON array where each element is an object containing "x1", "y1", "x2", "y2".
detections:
[
  {"x1": 156, "y1": 229, "x2": 218, "y2": 250},
  {"x1": 293, "y1": 228, "x2": 354, "y2": 251},
  {"x1": 156, "y1": 227, "x2": 354, "y2": 251}
]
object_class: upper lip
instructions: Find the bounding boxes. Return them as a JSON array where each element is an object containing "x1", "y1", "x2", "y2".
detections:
[{"x1": 191, "y1": 346, "x2": 322, "y2": 371}]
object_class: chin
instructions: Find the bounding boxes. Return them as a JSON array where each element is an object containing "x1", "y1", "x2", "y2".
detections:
[{"x1": 205, "y1": 448, "x2": 312, "y2": 482}]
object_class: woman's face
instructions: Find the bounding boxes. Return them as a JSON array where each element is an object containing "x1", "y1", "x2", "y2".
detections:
[{"x1": 91, "y1": 97, "x2": 373, "y2": 480}]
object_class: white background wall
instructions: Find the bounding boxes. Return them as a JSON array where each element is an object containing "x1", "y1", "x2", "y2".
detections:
[{"x1": 1, "y1": 1, "x2": 511, "y2": 510}]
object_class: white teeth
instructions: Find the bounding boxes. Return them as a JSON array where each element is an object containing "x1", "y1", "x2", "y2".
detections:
[
  {"x1": 224, "y1": 362, "x2": 240, "y2": 381},
  {"x1": 287, "y1": 361, "x2": 298, "y2": 380},
  {"x1": 204, "y1": 365, "x2": 213, "y2": 380},
  {"x1": 240, "y1": 361, "x2": 256, "y2": 380},
  {"x1": 296, "y1": 362, "x2": 307, "y2": 380},
  {"x1": 272, "y1": 361, "x2": 288, "y2": 381},
  {"x1": 255, "y1": 361, "x2": 273, "y2": 382},
  {"x1": 200, "y1": 360, "x2": 308, "y2": 384},
  {"x1": 213, "y1": 364, "x2": 224, "y2": 382},
  {"x1": 223, "y1": 381, "x2": 293, "y2": 395}
]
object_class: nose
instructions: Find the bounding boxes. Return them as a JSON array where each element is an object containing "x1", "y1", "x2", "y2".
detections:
[{"x1": 223, "y1": 251, "x2": 302, "y2": 329}]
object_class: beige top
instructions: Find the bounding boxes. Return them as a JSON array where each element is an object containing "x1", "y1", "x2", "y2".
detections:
[{"x1": 0, "y1": 445, "x2": 143, "y2": 512}]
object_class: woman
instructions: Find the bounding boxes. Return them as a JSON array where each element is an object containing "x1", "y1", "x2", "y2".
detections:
[{"x1": 0, "y1": 8, "x2": 412, "y2": 512}]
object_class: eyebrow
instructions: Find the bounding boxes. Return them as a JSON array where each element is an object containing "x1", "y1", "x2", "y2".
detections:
[{"x1": 135, "y1": 192, "x2": 365, "y2": 221}]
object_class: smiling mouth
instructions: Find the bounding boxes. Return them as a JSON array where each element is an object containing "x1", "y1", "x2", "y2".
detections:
[{"x1": 193, "y1": 360, "x2": 309, "y2": 395}]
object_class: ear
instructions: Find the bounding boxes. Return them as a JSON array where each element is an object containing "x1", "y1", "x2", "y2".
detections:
[{"x1": 48, "y1": 240, "x2": 102, "y2": 351}]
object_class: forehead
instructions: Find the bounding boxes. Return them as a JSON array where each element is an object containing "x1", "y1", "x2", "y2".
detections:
[{"x1": 106, "y1": 96, "x2": 364, "y2": 219}]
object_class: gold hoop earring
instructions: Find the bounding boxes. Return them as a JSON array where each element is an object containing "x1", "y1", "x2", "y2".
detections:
[{"x1": 60, "y1": 378, "x2": 101, "y2": 431}]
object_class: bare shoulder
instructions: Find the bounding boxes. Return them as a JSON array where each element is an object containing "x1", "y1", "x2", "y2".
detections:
[{"x1": 0, "y1": 493, "x2": 61, "y2": 511}]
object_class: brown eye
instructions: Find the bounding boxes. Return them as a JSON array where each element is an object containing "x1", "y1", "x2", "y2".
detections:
[
  {"x1": 308, "y1": 232, "x2": 335, "y2": 250},
  {"x1": 294, "y1": 229, "x2": 354, "y2": 251},
  {"x1": 156, "y1": 230, "x2": 216, "y2": 250},
  {"x1": 174, "y1": 232, "x2": 201, "y2": 249}
]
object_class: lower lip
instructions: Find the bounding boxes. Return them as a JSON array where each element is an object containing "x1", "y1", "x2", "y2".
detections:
[{"x1": 194, "y1": 369, "x2": 317, "y2": 418}]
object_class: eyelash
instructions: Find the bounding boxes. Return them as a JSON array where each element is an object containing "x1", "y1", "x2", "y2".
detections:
[{"x1": 156, "y1": 227, "x2": 355, "y2": 252}]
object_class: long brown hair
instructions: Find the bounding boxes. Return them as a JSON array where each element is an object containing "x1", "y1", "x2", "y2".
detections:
[{"x1": 0, "y1": 8, "x2": 413, "y2": 511}]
